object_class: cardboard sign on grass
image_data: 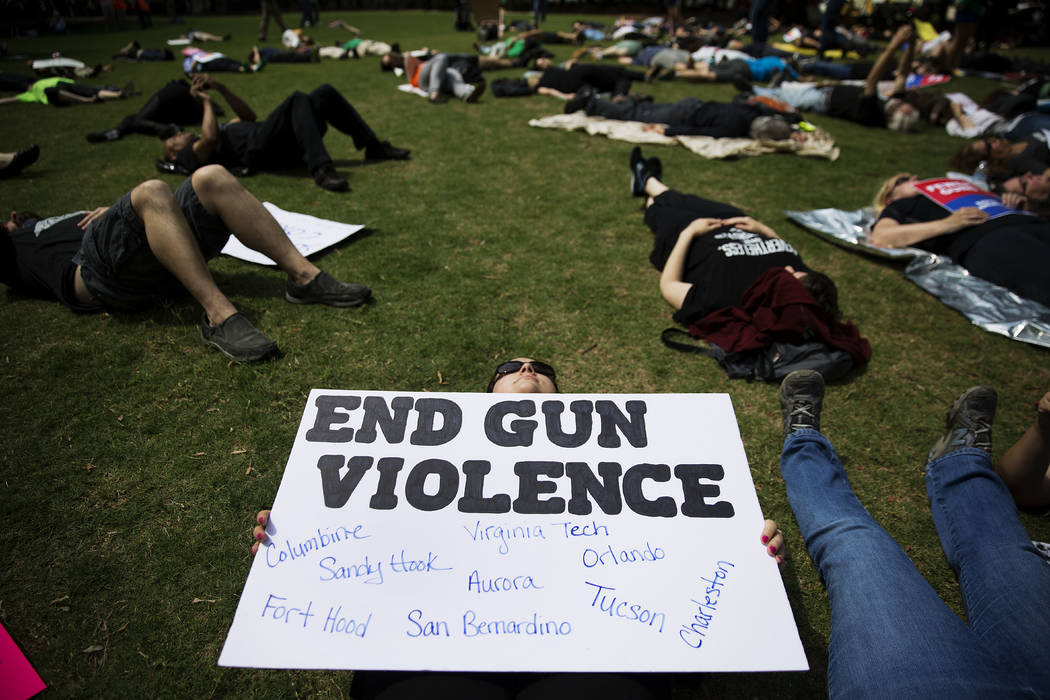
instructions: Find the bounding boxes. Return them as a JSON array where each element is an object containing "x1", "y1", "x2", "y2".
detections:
[
  {"x1": 220, "y1": 203, "x2": 365, "y2": 266},
  {"x1": 219, "y1": 390, "x2": 807, "y2": 672}
]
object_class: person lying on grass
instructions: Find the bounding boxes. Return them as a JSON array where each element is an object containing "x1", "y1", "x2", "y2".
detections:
[
  {"x1": 1, "y1": 165, "x2": 370, "y2": 363},
  {"x1": 161, "y1": 74, "x2": 409, "y2": 192},
  {"x1": 246, "y1": 355, "x2": 786, "y2": 699}
]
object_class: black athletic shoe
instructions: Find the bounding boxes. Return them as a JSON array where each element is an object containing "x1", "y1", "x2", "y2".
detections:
[
  {"x1": 927, "y1": 386, "x2": 997, "y2": 462},
  {"x1": 365, "y1": 140, "x2": 411, "y2": 161},
  {"x1": 563, "y1": 86, "x2": 594, "y2": 114},
  {"x1": 464, "y1": 78, "x2": 486, "y2": 102},
  {"x1": 200, "y1": 312, "x2": 278, "y2": 362},
  {"x1": 0, "y1": 144, "x2": 39, "y2": 178},
  {"x1": 285, "y1": 270, "x2": 372, "y2": 307},
  {"x1": 647, "y1": 156, "x2": 662, "y2": 184},
  {"x1": 86, "y1": 128, "x2": 121, "y2": 143},
  {"x1": 779, "y1": 370, "x2": 825, "y2": 438},
  {"x1": 313, "y1": 165, "x2": 349, "y2": 191},
  {"x1": 629, "y1": 145, "x2": 659, "y2": 197}
]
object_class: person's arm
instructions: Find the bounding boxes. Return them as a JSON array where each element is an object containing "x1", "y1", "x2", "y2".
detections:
[
  {"x1": 659, "y1": 218, "x2": 724, "y2": 309},
  {"x1": 890, "y1": 25, "x2": 916, "y2": 95},
  {"x1": 77, "y1": 207, "x2": 109, "y2": 230},
  {"x1": 200, "y1": 73, "x2": 256, "y2": 122},
  {"x1": 996, "y1": 392, "x2": 1050, "y2": 510},
  {"x1": 190, "y1": 84, "x2": 220, "y2": 164},
  {"x1": 536, "y1": 86, "x2": 573, "y2": 100},
  {"x1": 864, "y1": 24, "x2": 912, "y2": 96},
  {"x1": 948, "y1": 99, "x2": 976, "y2": 132},
  {"x1": 720, "y1": 215, "x2": 779, "y2": 239},
  {"x1": 869, "y1": 207, "x2": 988, "y2": 248}
]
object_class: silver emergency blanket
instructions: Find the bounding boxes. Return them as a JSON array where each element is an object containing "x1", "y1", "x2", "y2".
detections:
[{"x1": 784, "y1": 207, "x2": 1050, "y2": 349}]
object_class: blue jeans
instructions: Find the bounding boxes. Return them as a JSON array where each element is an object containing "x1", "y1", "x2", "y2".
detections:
[
  {"x1": 419, "y1": 54, "x2": 471, "y2": 100},
  {"x1": 752, "y1": 84, "x2": 829, "y2": 113},
  {"x1": 780, "y1": 430, "x2": 1050, "y2": 699}
]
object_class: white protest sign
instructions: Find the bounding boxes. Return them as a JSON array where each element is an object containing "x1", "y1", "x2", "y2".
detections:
[
  {"x1": 220, "y1": 203, "x2": 364, "y2": 266},
  {"x1": 219, "y1": 391, "x2": 807, "y2": 673}
]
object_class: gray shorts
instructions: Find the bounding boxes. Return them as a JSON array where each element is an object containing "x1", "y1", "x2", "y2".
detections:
[{"x1": 72, "y1": 176, "x2": 230, "y2": 311}]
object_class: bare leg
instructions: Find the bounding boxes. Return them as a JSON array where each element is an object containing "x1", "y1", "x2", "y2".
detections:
[
  {"x1": 995, "y1": 391, "x2": 1050, "y2": 509},
  {"x1": 644, "y1": 176, "x2": 670, "y2": 204},
  {"x1": 130, "y1": 179, "x2": 238, "y2": 325},
  {"x1": 189, "y1": 165, "x2": 319, "y2": 287}
]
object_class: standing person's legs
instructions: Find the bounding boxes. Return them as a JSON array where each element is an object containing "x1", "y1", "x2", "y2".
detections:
[
  {"x1": 308, "y1": 84, "x2": 378, "y2": 149},
  {"x1": 749, "y1": 0, "x2": 770, "y2": 50},
  {"x1": 818, "y1": 0, "x2": 845, "y2": 54},
  {"x1": 925, "y1": 396, "x2": 1050, "y2": 693},
  {"x1": 780, "y1": 427, "x2": 1033, "y2": 697}
]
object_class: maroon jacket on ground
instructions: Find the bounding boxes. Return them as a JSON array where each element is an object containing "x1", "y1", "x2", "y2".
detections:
[{"x1": 689, "y1": 267, "x2": 871, "y2": 365}]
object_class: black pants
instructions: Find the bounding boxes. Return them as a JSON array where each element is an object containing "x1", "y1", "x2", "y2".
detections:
[
  {"x1": 644, "y1": 190, "x2": 743, "y2": 270},
  {"x1": 958, "y1": 224, "x2": 1050, "y2": 307},
  {"x1": 113, "y1": 80, "x2": 205, "y2": 138},
  {"x1": 246, "y1": 84, "x2": 379, "y2": 174},
  {"x1": 586, "y1": 96, "x2": 702, "y2": 125},
  {"x1": 351, "y1": 670, "x2": 671, "y2": 700}
]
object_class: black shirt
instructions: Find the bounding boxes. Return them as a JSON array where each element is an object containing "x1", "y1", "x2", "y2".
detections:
[
  {"x1": 877, "y1": 194, "x2": 1038, "y2": 259},
  {"x1": 1009, "y1": 139, "x2": 1050, "y2": 175},
  {"x1": 826, "y1": 85, "x2": 885, "y2": 128},
  {"x1": 664, "y1": 101, "x2": 761, "y2": 138},
  {"x1": 537, "y1": 65, "x2": 626, "y2": 94},
  {"x1": 672, "y1": 227, "x2": 806, "y2": 324},
  {"x1": 0, "y1": 214, "x2": 98, "y2": 311},
  {"x1": 175, "y1": 122, "x2": 256, "y2": 172}
]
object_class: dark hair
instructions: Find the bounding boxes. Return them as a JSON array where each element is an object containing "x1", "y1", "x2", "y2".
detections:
[
  {"x1": 381, "y1": 51, "x2": 403, "y2": 71},
  {"x1": 800, "y1": 270, "x2": 840, "y2": 321},
  {"x1": 11, "y1": 211, "x2": 40, "y2": 229},
  {"x1": 948, "y1": 141, "x2": 1012, "y2": 177},
  {"x1": 949, "y1": 141, "x2": 984, "y2": 173}
]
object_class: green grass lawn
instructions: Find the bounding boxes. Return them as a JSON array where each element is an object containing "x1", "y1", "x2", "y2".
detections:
[{"x1": 1, "y1": 10, "x2": 1049, "y2": 698}]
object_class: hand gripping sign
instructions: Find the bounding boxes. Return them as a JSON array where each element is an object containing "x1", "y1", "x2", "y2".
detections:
[
  {"x1": 914, "y1": 178, "x2": 1033, "y2": 220},
  {"x1": 219, "y1": 391, "x2": 807, "y2": 673}
]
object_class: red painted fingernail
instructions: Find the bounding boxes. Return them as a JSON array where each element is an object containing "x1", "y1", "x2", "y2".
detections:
[
  {"x1": 257, "y1": 515, "x2": 265, "y2": 524},
  {"x1": 776, "y1": 555, "x2": 783, "y2": 564},
  {"x1": 761, "y1": 535, "x2": 769, "y2": 543},
  {"x1": 769, "y1": 545, "x2": 777, "y2": 554},
  {"x1": 255, "y1": 532, "x2": 264, "y2": 541}
]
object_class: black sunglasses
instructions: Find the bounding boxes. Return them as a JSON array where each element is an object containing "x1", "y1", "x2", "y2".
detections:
[
  {"x1": 493, "y1": 360, "x2": 557, "y2": 379},
  {"x1": 893, "y1": 175, "x2": 914, "y2": 188}
]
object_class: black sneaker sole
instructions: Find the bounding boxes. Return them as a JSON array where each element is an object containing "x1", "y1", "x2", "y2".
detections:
[
  {"x1": 200, "y1": 335, "x2": 278, "y2": 362},
  {"x1": 284, "y1": 292, "x2": 370, "y2": 307}
]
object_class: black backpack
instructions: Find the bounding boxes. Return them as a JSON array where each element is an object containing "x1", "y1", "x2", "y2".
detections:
[{"x1": 661, "y1": 328, "x2": 855, "y2": 382}]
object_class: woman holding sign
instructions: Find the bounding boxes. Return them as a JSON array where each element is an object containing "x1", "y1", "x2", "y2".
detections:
[
  {"x1": 247, "y1": 357, "x2": 787, "y2": 700},
  {"x1": 872, "y1": 173, "x2": 1050, "y2": 307}
]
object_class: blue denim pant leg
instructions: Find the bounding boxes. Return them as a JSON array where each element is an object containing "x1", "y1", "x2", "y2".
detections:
[
  {"x1": 780, "y1": 430, "x2": 1035, "y2": 700},
  {"x1": 753, "y1": 84, "x2": 828, "y2": 113},
  {"x1": 926, "y1": 448, "x2": 1050, "y2": 695}
]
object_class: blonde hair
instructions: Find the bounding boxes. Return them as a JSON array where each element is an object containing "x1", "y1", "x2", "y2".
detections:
[{"x1": 874, "y1": 172, "x2": 913, "y2": 210}]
